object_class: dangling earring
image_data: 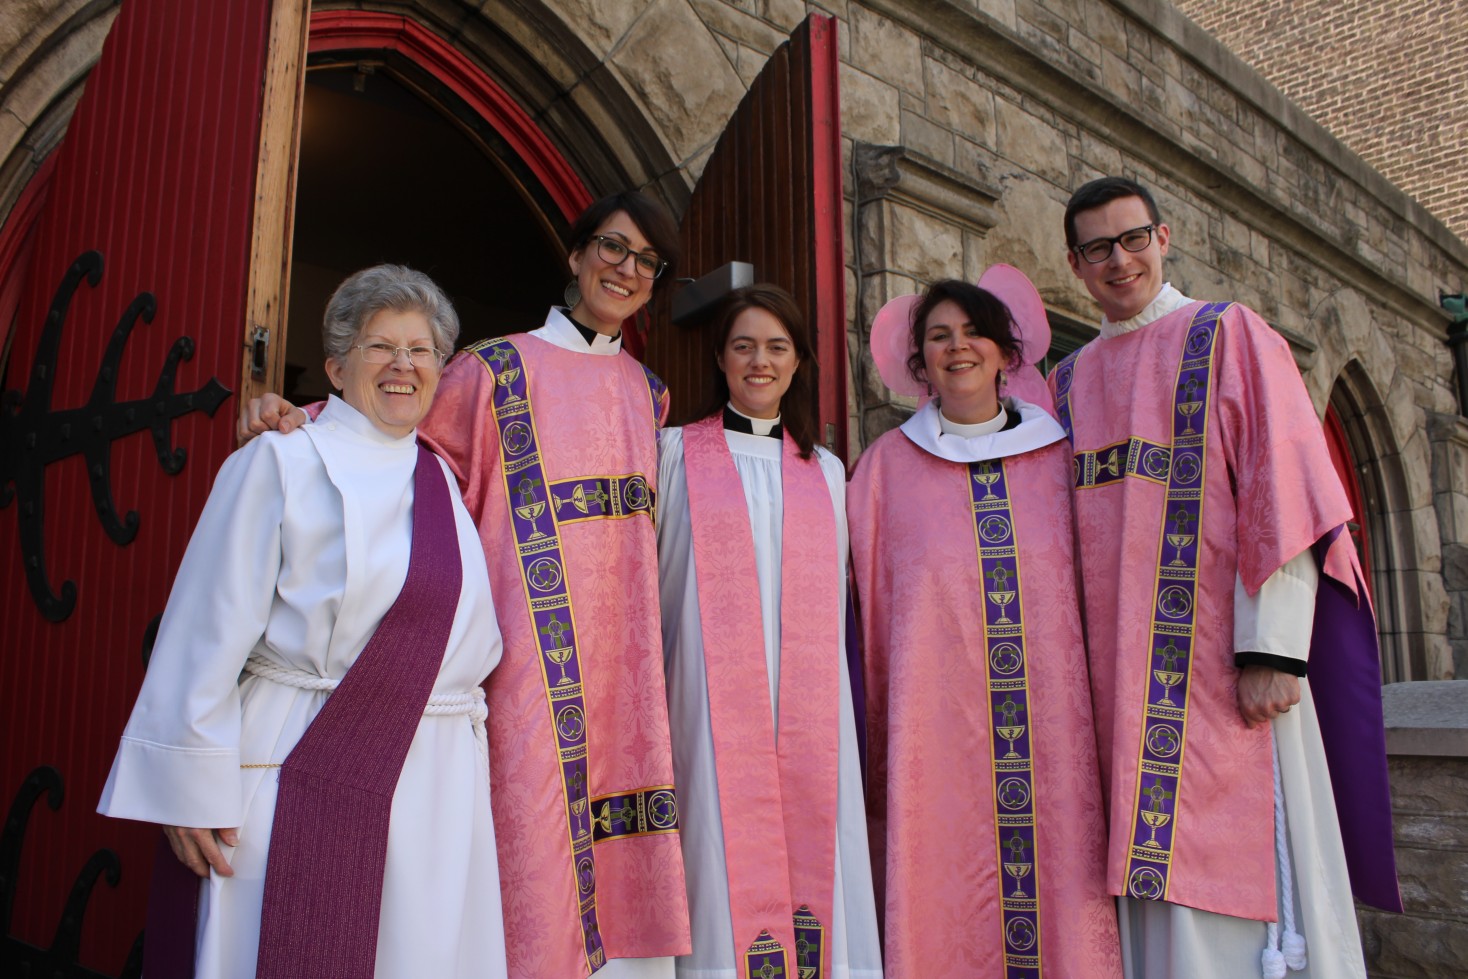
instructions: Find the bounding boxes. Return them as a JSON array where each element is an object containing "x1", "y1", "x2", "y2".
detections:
[
  {"x1": 564, "y1": 279, "x2": 582, "y2": 308},
  {"x1": 997, "y1": 369, "x2": 1007, "y2": 391}
]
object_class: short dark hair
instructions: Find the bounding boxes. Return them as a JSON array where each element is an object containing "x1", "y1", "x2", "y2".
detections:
[
  {"x1": 566, "y1": 190, "x2": 681, "y2": 292},
  {"x1": 907, "y1": 279, "x2": 1023, "y2": 386},
  {"x1": 1063, "y1": 177, "x2": 1163, "y2": 248},
  {"x1": 698, "y1": 284, "x2": 820, "y2": 459}
]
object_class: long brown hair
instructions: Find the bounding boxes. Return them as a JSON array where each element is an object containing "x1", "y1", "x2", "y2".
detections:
[{"x1": 697, "y1": 284, "x2": 819, "y2": 458}]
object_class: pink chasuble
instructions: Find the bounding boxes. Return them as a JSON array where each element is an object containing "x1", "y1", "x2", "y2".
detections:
[
  {"x1": 1049, "y1": 301, "x2": 1366, "y2": 921},
  {"x1": 848, "y1": 429, "x2": 1120, "y2": 978},
  {"x1": 421, "y1": 331, "x2": 690, "y2": 978},
  {"x1": 680, "y1": 415, "x2": 840, "y2": 979}
]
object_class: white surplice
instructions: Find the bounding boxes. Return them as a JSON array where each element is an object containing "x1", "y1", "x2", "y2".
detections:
[
  {"x1": 656, "y1": 424, "x2": 883, "y2": 979},
  {"x1": 98, "y1": 395, "x2": 508, "y2": 979}
]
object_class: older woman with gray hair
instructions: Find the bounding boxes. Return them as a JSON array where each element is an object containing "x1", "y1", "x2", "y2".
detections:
[{"x1": 99, "y1": 265, "x2": 509, "y2": 978}]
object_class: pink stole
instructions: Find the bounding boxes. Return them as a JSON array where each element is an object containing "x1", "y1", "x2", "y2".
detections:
[
  {"x1": 680, "y1": 415, "x2": 840, "y2": 979},
  {"x1": 255, "y1": 445, "x2": 462, "y2": 978}
]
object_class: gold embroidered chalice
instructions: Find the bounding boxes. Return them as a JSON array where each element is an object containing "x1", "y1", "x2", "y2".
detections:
[
  {"x1": 515, "y1": 498, "x2": 548, "y2": 541},
  {"x1": 995, "y1": 724, "x2": 1026, "y2": 760},
  {"x1": 973, "y1": 462, "x2": 1000, "y2": 500},
  {"x1": 1140, "y1": 808, "x2": 1171, "y2": 848},
  {"x1": 496, "y1": 365, "x2": 523, "y2": 404},
  {"x1": 1152, "y1": 668, "x2": 1184, "y2": 707}
]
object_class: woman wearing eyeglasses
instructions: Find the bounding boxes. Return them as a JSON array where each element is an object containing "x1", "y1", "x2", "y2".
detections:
[
  {"x1": 393, "y1": 191, "x2": 694, "y2": 978},
  {"x1": 656, "y1": 285, "x2": 883, "y2": 979},
  {"x1": 100, "y1": 266, "x2": 509, "y2": 978}
]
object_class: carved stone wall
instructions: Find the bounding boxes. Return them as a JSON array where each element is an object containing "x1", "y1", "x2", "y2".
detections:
[{"x1": 1172, "y1": 0, "x2": 1468, "y2": 244}]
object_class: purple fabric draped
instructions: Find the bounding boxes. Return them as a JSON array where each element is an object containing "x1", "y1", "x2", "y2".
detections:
[
  {"x1": 1310, "y1": 526, "x2": 1403, "y2": 913},
  {"x1": 254, "y1": 445, "x2": 463, "y2": 976},
  {"x1": 144, "y1": 832, "x2": 201, "y2": 978}
]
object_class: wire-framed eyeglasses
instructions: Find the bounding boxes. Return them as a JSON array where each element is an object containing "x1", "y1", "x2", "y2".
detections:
[
  {"x1": 353, "y1": 342, "x2": 445, "y2": 368},
  {"x1": 1072, "y1": 225, "x2": 1157, "y2": 264},
  {"x1": 588, "y1": 235, "x2": 667, "y2": 279}
]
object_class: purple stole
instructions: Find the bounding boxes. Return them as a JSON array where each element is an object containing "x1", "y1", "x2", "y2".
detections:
[
  {"x1": 472, "y1": 336, "x2": 675, "y2": 972},
  {"x1": 681, "y1": 416, "x2": 840, "y2": 979},
  {"x1": 968, "y1": 457, "x2": 1044, "y2": 976},
  {"x1": 1055, "y1": 303, "x2": 1227, "y2": 903},
  {"x1": 253, "y1": 444, "x2": 463, "y2": 977}
]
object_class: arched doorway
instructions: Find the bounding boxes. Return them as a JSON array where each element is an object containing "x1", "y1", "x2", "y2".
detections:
[
  {"x1": 0, "y1": 7, "x2": 604, "y2": 972},
  {"x1": 279, "y1": 10, "x2": 589, "y2": 403}
]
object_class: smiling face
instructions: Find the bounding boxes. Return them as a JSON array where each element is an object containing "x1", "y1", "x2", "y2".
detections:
[
  {"x1": 324, "y1": 308, "x2": 442, "y2": 438},
  {"x1": 567, "y1": 210, "x2": 658, "y2": 335},
  {"x1": 717, "y1": 306, "x2": 800, "y2": 420},
  {"x1": 1067, "y1": 194, "x2": 1170, "y2": 323},
  {"x1": 921, "y1": 299, "x2": 1005, "y2": 424}
]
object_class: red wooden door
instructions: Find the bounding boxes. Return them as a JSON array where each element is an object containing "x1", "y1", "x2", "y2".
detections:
[
  {"x1": 644, "y1": 13, "x2": 847, "y2": 460},
  {"x1": 1324, "y1": 404, "x2": 1372, "y2": 592},
  {"x1": 0, "y1": 2, "x2": 301, "y2": 974}
]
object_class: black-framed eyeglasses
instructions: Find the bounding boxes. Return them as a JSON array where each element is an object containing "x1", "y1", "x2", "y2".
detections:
[
  {"x1": 353, "y1": 342, "x2": 445, "y2": 368},
  {"x1": 589, "y1": 235, "x2": 667, "y2": 279},
  {"x1": 1072, "y1": 225, "x2": 1156, "y2": 264}
]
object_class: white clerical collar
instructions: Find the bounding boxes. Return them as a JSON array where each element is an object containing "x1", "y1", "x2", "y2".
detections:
[
  {"x1": 530, "y1": 307, "x2": 623, "y2": 356},
  {"x1": 726, "y1": 403, "x2": 782, "y2": 436},
  {"x1": 1099, "y1": 283, "x2": 1194, "y2": 338},
  {"x1": 900, "y1": 397, "x2": 1066, "y2": 464},
  {"x1": 938, "y1": 403, "x2": 1007, "y2": 438},
  {"x1": 317, "y1": 395, "x2": 419, "y2": 447}
]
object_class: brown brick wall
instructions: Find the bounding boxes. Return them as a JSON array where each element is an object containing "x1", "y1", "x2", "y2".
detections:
[{"x1": 1172, "y1": 0, "x2": 1468, "y2": 242}]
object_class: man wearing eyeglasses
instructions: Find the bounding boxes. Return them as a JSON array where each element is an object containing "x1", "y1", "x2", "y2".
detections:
[{"x1": 1050, "y1": 177, "x2": 1399, "y2": 978}]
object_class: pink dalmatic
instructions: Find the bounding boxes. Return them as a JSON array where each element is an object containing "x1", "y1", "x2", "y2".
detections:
[
  {"x1": 681, "y1": 415, "x2": 840, "y2": 979},
  {"x1": 421, "y1": 331, "x2": 690, "y2": 978},
  {"x1": 849, "y1": 429, "x2": 1120, "y2": 978},
  {"x1": 1051, "y1": 301, "x2": 1364, "y2": 920}
]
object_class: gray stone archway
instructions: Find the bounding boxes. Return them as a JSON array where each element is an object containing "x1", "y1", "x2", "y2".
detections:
[{"x1": 1312, "y1": 287, "x2": 1451, "y2": 680}]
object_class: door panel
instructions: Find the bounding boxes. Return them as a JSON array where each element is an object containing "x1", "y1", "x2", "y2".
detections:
[
  {"x1": 0, "y1": 1, "x2": 296, "y2": 972},
  {"x1": 644, "y1": 14, "x2": 847, "y2": 459}
]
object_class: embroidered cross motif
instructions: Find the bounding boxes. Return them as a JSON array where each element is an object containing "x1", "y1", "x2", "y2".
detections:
[
  {"x1": 540, "y1": 613, "x2": 571, "y2": 648},
  {"x1": 1144, "y1": 781, "x2": 1174, "y2": 813},
  {"x1": 1169, "y1": 506, "x2": 1194, "y2": 535},
  {"x1": 997, "y1": 694, "x2": 1024, "y2": 727},
  {"x1": 515, "y1": 475, "x2": 542, "y2": 505},
  {"x1": 1155, "y1": 638, "x2": 1186, "y2": 671}
]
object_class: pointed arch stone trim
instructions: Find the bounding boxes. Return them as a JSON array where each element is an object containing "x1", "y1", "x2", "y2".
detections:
[{"x1": 1329, "y1": 360, "x2": 1436, "y2": 681}]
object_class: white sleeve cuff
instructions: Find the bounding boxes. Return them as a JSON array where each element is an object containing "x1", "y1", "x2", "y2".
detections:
[
  {"x1": 97, "y1": 736, "x2": 243, "y2": 828},
  {"x1": 1233, "y1": 549, "x2": 1319, "y2": 662}
]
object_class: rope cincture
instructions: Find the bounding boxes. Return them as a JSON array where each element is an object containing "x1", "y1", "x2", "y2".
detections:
[
  {"x1": 1262, "y1": 738, "x2": 1307, "y2": 979},
  {"x1": 242, "y1": 655, "x2": 489, "y2": 765}
]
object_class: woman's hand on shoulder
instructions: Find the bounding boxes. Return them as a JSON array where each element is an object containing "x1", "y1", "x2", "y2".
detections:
[
  {"x1": 163, "y1": 825, "x2": 239, "y2": 878},
  {"x1": 239, "y1": 393, "x2": 308, "y2": 441}
]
